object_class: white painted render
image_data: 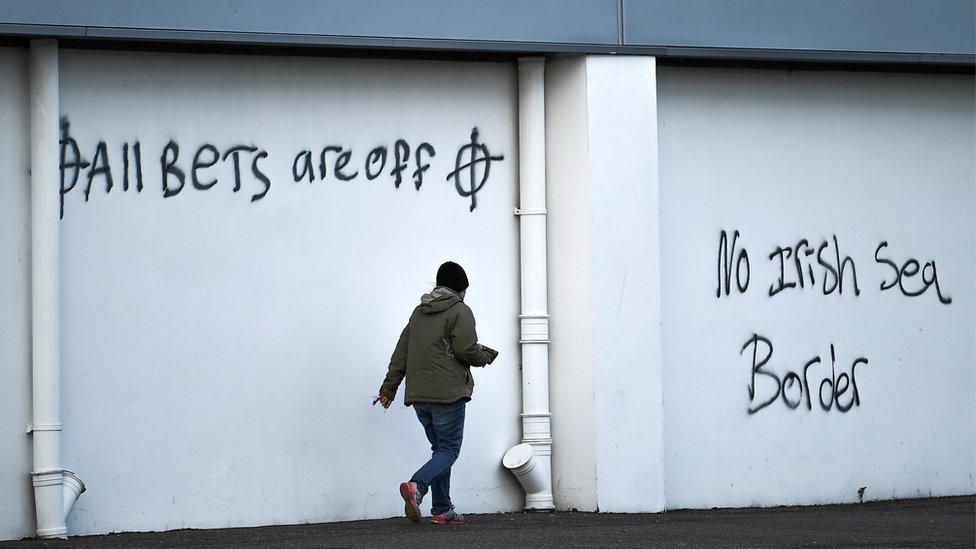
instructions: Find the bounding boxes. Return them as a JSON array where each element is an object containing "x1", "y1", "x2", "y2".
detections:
[
  {"x1": 51, "y1": 49, "x2": 522, "y2": 535},
  {"x1": 0, "y1": 46, "x2": 34, "y2": 542},
  {"x1": 657, "y1": 66, "x2": 976, "y2": 509}
]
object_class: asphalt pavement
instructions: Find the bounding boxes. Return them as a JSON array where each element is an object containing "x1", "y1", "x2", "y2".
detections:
[{"x1": 3, "y1": 495, "x2": 973, "y2": 548}]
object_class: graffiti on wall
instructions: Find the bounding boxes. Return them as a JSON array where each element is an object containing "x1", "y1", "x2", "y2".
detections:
[
  {"x1": 58, "y1": 118, "x2": 505, "y2": 218},
  {"x1": 715, "y1": 229, "x2": 953, "y2": 414}
]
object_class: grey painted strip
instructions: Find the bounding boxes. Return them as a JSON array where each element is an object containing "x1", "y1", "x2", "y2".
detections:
[
  {"x1": 917, "y1": 53, "x2": 975, "y2": 65},
  {"x1": 0, "y1": 22, "x2": 84, "y2": 38},
  {"x1": 85, "y1": 27, "x2": 395, "y2": 49},
  {"x1": 647, "y1": 47, "x2": 974, "y2": 65}
]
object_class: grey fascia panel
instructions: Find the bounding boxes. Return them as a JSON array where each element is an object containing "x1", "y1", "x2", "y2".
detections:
[
  {"x1": 4, "y1": 23, "x2": 974, "y2": 66},
  {"x1": 624, "y1": 0, "x2": 976, "y2": 56},
  {"x1": 0, "y1": 0, "x2": 620, "y2": 45},
  {"x1": 0, "y1": 0, "x2": 972, "y2": 65}
]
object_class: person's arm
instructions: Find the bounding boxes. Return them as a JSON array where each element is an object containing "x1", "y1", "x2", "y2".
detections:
[
  {"x1": 451, "y1": 305, "x2": 492, "y2": 367},
  {"x1": 378, "y1": 322, "x2": 410, "y2": 406}
]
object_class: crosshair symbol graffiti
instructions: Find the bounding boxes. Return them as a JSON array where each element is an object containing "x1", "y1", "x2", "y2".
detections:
[{"x1": 446, "y1": 127, "x2": 504, "y2": 212}]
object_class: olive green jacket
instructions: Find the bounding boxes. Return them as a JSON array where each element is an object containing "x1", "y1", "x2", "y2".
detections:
[{"x1": 379, "y1": 286, "x2": 491, "y2": 405}]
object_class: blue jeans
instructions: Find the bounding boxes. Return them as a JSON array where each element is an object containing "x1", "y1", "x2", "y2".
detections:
[{"x1": 410, "y1": 400, "x2": 466, "y2": 515}]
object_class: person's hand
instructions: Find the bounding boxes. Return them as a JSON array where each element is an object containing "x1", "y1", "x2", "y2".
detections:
[
  {"x1": 482, "y1": 345, "x2": 499, "y2": 365},
  {"x1": 375, "y1": 394, "x2": 393, "y2": 409}
]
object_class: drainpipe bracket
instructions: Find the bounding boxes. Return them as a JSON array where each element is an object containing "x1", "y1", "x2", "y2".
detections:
[
  {"x1": 522, "y1": 438, "x2": 554, "y2": 449},
  {"x1": 514, "y1": 207, "x2": 547, "y2": 216},
  {"x1": 30, "y1": 469, "x2": 64, "y2": 487},
  {"x1": 26, "y1": 423, "x2": 62, "y2": 434},
  {"x1": 519, "y1": 315, "x2": 550, "y2": 344}
]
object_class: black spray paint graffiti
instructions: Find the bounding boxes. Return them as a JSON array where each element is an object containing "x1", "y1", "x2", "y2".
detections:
[
  {"x1": 714, "y1": 229, "x2": 954, "y2": 415},
  {"x1": 715, "y1": 229, "x2": 952, "y2": 304},
  {"x1": 741, "y1": 334, "x2": 868, "y2": 414},
  {"x1": 159, "y1": 141, "x2": 270, "y2": 202},
  {"x1": 60, "y1": 119, "x2": 270, "y2": 218},
  {"x1": 767, "y1": 236, "x2": 860, "y2": 297},
  {"x1": 446, "y1": 127, "x2": 505, "y2": 212},
  {"x1": 716, "y1": 230, "x2": 751, "y2": 297},
  {"x1": 58, "y1": 118, "x2": 505, "y2": 219},
  {"x1": 875, "y1": 242, "x2": 952, "y2": 304},
  {"x1": 290, "y1": 139, "x2": 435, "y2": 189}
]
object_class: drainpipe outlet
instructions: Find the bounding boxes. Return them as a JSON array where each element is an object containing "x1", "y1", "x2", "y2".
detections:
[
  {"x1": 503, "y1": 443, "x2": 551, "y2": 509},
  {"x1": 62, "y1": 470, "x2": 86, "y2": 521},
  {"x1": 29, "y1": 468, "x2": 84, "y2": 538}
]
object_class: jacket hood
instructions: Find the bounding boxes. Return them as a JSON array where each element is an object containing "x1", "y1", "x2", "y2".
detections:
[{"x1": 419, "y1": 286, "x2": 462, "y2": 314}]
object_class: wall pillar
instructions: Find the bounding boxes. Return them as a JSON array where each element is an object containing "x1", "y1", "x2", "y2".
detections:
[{"x1": 546, "y1": 55, "x2": 665, "y2": 512}]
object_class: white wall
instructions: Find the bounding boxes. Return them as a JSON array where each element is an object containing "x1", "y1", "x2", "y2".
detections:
[
  {"x1": 54, "y1": 49, "x2": 521, "y2": 535},
  {"x1": 657, "y1": 66, "x2": 976, "y2": 508},
  {"x1": 4, "y1": 47, "x2": 974, "y2": 539},
  {"x1": 547, "y1": 55, "x2": 666, "y2": 513},
  {"x1": 0, "y1": 46, "x2": 35, "y2": 542}
]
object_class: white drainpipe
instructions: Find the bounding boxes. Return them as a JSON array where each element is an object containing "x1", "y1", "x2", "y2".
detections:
[
  {"x1": 28, "y1": 38, "x2": 84, "y2": 540},
  {"x1": 503, "y1": 57, "x2": 554, "y2": 510}
]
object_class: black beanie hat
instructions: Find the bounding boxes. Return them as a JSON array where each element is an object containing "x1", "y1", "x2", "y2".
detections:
[{"x1": 436, "y1": 261, "x2": 469, "y2": 293}]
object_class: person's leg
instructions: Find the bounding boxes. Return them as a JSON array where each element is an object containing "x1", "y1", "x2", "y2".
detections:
[
  {"x1": 409, "y1": 403, "x2": 438, "y2": 499},
  {"x1": 429, "y1": 468, "x2": 452, "y2": 515},
  {"x1": 410, "y1": 401, "x2": 465, "y2": 495},
  {"x1": 421, "y1": 401, "x2": 465, "y2": 516},
  {"x1": 405, "y1": 401, "x2": 466, "y2": 518},
  {"x1": 400, "y1": 403, "x2": 437, "y2": 522}
]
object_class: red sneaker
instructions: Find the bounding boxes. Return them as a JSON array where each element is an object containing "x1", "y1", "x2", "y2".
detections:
[
  {"x1": 430, "y1": 509, "x2": 465, "y2": 525},
  {"x1": 399, "y1": 482, "x2": 421, "y2": 523}
]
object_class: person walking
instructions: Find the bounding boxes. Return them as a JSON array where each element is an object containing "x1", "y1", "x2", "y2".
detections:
[{"x1": 376, "y1": 261, "x2": 498, "y2": 526}]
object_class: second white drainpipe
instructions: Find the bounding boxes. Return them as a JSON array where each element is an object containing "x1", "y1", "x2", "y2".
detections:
[
  {"x1": 503, "y1": 57, "x2": 554, "y2": 510},
  {"x1": 29, "y1": 38, "x2": 84, "y2": 540}
]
